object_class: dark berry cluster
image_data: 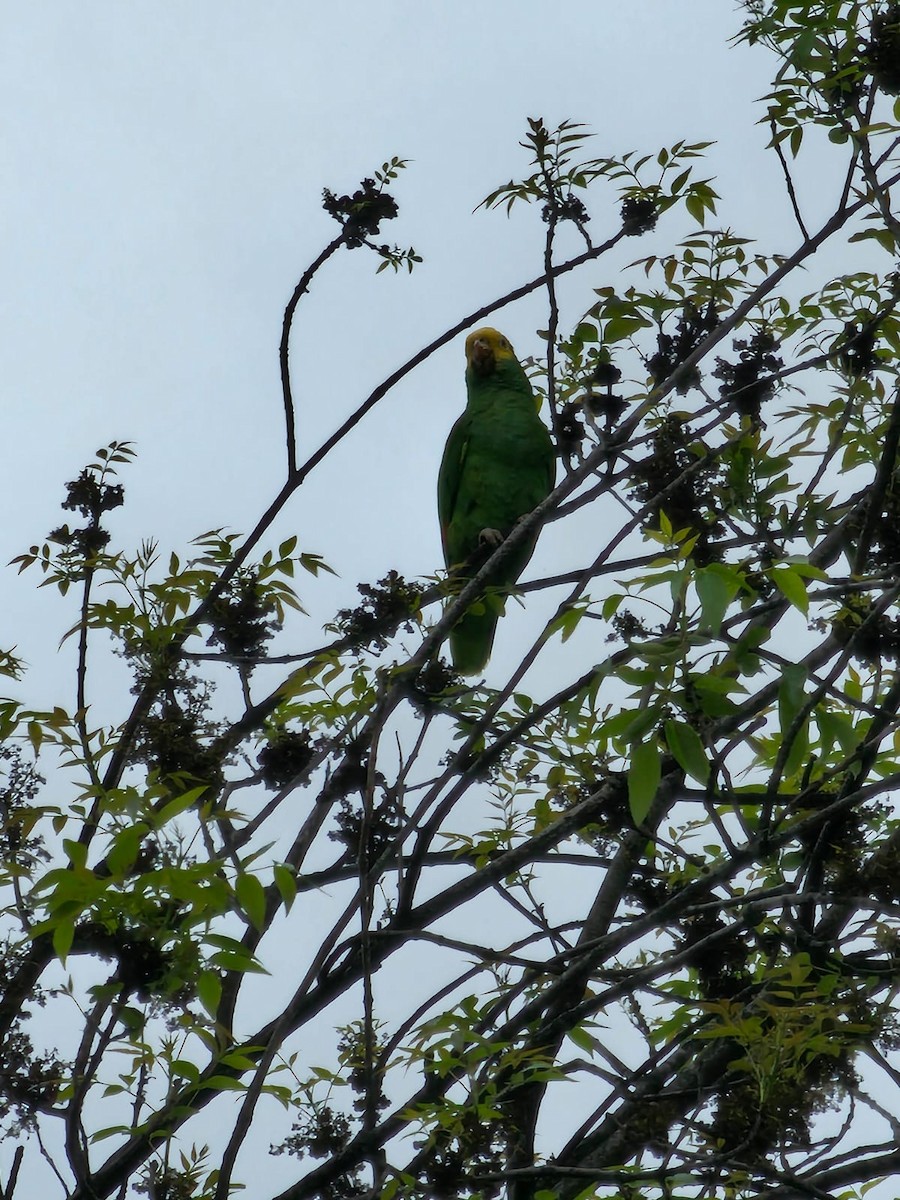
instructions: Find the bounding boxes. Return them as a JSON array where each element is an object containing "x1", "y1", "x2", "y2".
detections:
[
  {"x1": 0, "y1": 946, "x2": 63, "y2": 1132},
  {"x1": 713, "y1": 330, "x2": 783, "y2": 418},
  {"x1": 553, "y1": 400, "x2": 586, "y2": 455},
  {"x1": 838, "y1": 318, "x2": 880, "y2": 378},
  {"x1": 584, "y1": 361, "x2": 627, "y2": 430},
  {"x1": 323, "y1": 179, "x2": 399, "y2": 247},
  {"x1": 132, "y1": 686, "x2": 222, "y2": 793},
  {"x1": 49, "y1": 522, "x2": 110, "y2": 558},
  {"x1": 647, "y1": 302, "x2": 718, "y2": 394},
  {"x1": 206, "y1": 570, "x2": 278, "y2": 658},
  {"x1": 542, "y1": 194, "x2": 589, "y2": 225},
  {"x1": 863, "y1": 831, "x2": 900, "y2": 905},
  {"x1": 274, "y1": 1103, "x2": 352, "y2": 1161},
  {"x1": 49, "y1": 468, "x2": 125, "y2": 559},
  {"x1": 621, "y1": 195, "x2": 658, "y2": 235},
  {"x1": 630, "y1": 415, "x2": 726, "y2": 563},
  {"x1": 0, "y1": 746, "x2": 47, "y2": 873},
  {"x1": 76, "y1": 919, "x2": 175, "y2": 1001},
  {"x1": 258, "y1": 727, "x2": 315, "y2": 789},
  {"x1": 418, "y1": 1107, "x2": 505, "y2": 1200},
  {"x1": 320, "y1": 749, "x2": 369, "y2": 806},
  {"x1": 410, "y1": 658, "x2": 459, "y2": 709},
  {"x1": 328, "y1": 791, "x2": 399, "y2": 865},
  {"x1": 337, "y1": 1024, "x2": 389, "y2": 1116},
  {"x1": 606, "y1": 609, "x2": 652, "y2": 644},
  {"x1": 845, "y1": 486, "x2": 900, "y2": 574},
  {"x1": 136, "y1": 1167, "x2": 199, "y2": 1200},
  {"x1": 869, "y1": 2, "x2": 900, "y2": 94},
  {"x1": 61, "y1": 469, "x2": 124, "y2": 518},
  {"x1": 334, "y1": 571, "x2": 423, "y2": 651},
  {"x1": 272, "y1": 1100, "x2": 367, "y2": 1199},
  {"x1": 591, "y1": 361, "x2": 621, "y2": 388},
  {"x1": 680, "y1": 910, "x2": 750, "y2": 1000},
  {"x1": 831, "y1": 595, "x2": 900, "y2": 664},
  {"x1": 710, "y1": 1036, "x2": 859, "y2": 1158}
]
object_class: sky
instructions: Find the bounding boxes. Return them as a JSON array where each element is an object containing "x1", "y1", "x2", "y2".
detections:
[
  {"x1": 1, "y1": 2, "x2": 783, "y2": 696},
  {"x1": 0, "y1": 3, "x2": 867, "y2": 1194}
]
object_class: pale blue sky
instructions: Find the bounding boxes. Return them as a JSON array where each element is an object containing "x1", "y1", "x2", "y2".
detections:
[
  {"x1": 2, "y1": 6, "x2": 868, "y2": 1193},
  {"x1": 1, "y1": 2, "x2": 781, "y2": 692}
]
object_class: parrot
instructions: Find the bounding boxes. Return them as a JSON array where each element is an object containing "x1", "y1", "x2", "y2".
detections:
[{"x1": 438, "y1": 327, "x2": 556, "y2": 674}]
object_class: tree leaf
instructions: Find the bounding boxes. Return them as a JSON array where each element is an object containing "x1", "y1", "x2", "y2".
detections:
[
  {"x1": 628, "y1": 739, "x2": 661, "y2": 824},
  {"x1": 664, "y1": 719, "x2": 710, "y2": 784},
  {"x1": 197, "y1": 970, "x2": 222, "y2": 1019},
  {"x1": 768, "y1": 565, "x2": 809, "y2": 615},
  {"x1": 696, "y1": 563, "x2": 741, "y2": 633},
  {"x1": 235, "y1": 872, "x2": 267, "y2": 931}
]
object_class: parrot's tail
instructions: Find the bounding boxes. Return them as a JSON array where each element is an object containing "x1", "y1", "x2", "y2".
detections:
[{"x1": 448, "y1": 600, "x2": 501, "y2": 675}]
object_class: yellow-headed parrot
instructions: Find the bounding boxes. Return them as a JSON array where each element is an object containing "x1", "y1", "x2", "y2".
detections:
[{"x1": 438, "y1": 327, "x2": 556, "y2": 673}]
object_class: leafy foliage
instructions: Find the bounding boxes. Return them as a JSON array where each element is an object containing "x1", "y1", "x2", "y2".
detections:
[{"x1": 8, "y1": 6, "x2": 900, "y2": 1200}]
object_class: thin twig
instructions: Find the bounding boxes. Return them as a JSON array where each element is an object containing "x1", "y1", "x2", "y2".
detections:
[
  {"x1": 279, "y1": 234, "x2": 345, "y2": 477},
  {"x1": 770, "y1": 118, "x2": 810, "y2": 239}
]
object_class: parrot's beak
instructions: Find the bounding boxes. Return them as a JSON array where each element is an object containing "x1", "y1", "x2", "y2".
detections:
[{"x1": 470, "y1": 338, "x2": 495, "y2": 375}]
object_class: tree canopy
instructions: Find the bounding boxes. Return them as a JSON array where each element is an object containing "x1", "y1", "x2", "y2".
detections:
[{"x1": 6, "y1": 3, "x2": 900, "y2": 1199}]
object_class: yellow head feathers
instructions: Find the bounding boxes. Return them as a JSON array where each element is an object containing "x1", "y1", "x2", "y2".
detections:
[{"x1": 465, "y1": 327, "x2": 518, "y2": 374}]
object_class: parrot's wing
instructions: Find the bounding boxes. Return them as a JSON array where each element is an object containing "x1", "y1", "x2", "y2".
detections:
[{"x1": 437, "y1": 413, "x2": 469, "y2": 565}]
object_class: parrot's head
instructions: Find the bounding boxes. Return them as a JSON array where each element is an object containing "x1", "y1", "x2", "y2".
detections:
[{"x1": 465, "y1": 327, "x2": 517, "y2": 378}]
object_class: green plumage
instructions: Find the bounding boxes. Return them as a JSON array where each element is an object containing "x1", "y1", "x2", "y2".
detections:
[{"x1": 438, "y1": 328, "x2": 556, "y2": 674}]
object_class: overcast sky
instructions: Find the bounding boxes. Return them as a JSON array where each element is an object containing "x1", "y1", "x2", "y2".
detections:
[
  {"x1": 0, "y1": 2, "x2": 789, "y2": 694},
  {"x1": 1, "y1": 4, "x2": 868, "y2": 1192}
]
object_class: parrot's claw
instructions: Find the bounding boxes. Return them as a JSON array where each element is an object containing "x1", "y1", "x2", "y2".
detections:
[{"x1": 478, "y1": 527, "x2": 504, "y2": 548}]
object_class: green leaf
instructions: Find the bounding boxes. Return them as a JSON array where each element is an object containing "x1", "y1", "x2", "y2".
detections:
[
  {"x1": 156, "y1": 787, "x2": 207, "y2": 826},
  {"x1": 670, "y1": 167, "x2": 691, "y2": 194},
  {"x1": 201, "y1": 1075, "x2": 246, "y2": 1092},
  {"x1": 617, "y1": 665, "x2": 656, "y2": 686},
  {"x1": 63, "y1": 839, "x2": 88, "y2": 870},
  {"x1": 602, "y1": 593, "x2": 624, "y2": 620},
  {"x1": 628, "y1": 739, "x2": 661, "y2": 824},
  {"x1": 567, "y1": 1024, "x2": 601, "y2": 1053},
  {"x1": 689, "y1": 675, "x2": 740, "y2": 718},
  {"x1": 219, "y1": 1049, "x2": 263, "y2": 1070},
  {"x1": 685, "y1": 191, "x2": 706, "y2": 223},
  {"x1": 815, "y1": 707, "x2": 858, "y2": 758},
  {"x1": 664, "y1": 720, "x2": 710, "y2": 784},
  {"x1": 170, "y1": 1058, "x2": 201, "y2": 1083},
  {"x1": 553, "y1": 603, "x2": 588, "y2": 643},
  {"x1": 604, "y1": 705, "x2": 663, "y2": 745},
  {"x1": 106, "y1": 823, "x2": 148, "y2": 876},
  {"x1": 768, "y1": 565, "x2": 809, "y2": 615},
  {"x1": 604, "y1": 314, "x2": 650, "y2": 342},
  {"x1": 273, "y1": 864, "x2": 297, "y2": 912},
  {"x1": 778, "y1": 663, "x2": 810, "y2": 776},
  {"x1": 208, "y1": 948, "x2": 268, "y2": 974},
  {"x1": 695, "y1": 564, "x2": 741, "y2": 633},
  {"x1": 235, "y1": 873, "x2": 267, "y2": 931},
  {"x1": 91, "y1": 1125, "x2": 134, "y2": 1143},
  {"x1": 783, "y1": 560, "x2": 827, "y2": 581},
  {"x1": 197, "y1": 970, "x2": 222, "y2": 1018},
  {"x1": 53, "y1": 920, "x2": 75, "y2": 964},
  {"x1": 778, "y1": 663, "x2": 808, "y2": 730}
]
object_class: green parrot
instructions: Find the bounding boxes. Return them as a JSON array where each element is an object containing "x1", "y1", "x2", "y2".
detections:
[{"x1": 438, "y1": 327, "x2": 556, "y2": 674}]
